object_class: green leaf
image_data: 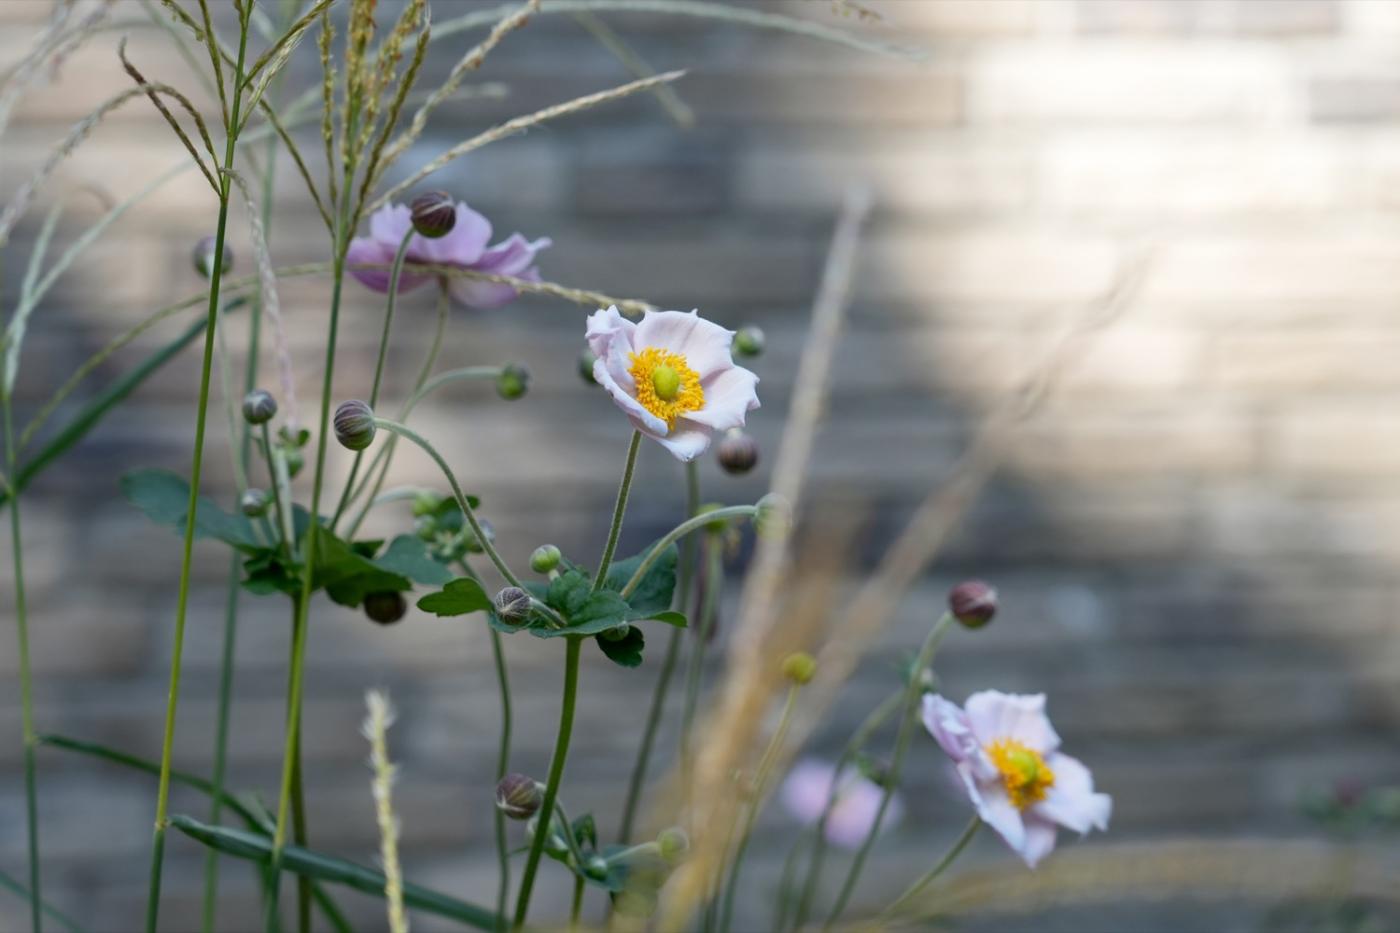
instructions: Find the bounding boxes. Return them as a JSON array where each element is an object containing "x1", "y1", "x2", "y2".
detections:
[
  {"x1": 374, "y1": 534, "x2": 453, "y2": 585},
  {"x1": 315, "y1": 531, "x2": 411, "y2": 607},
  {"x1": 170, "y1": 815, "x2": 503, "y2": 931},
  {"x1": 121, "y1": 468, "x2": 260, "y2": 551},
  {"x1": 605, "y1": 543, "x2": 677, "y2": 616},
  {"x1": 572, "y1": 813, "x2": 599, "y2": 852},
  {"x1": 596, "y1": 625, "x2": 644, "y2": 667},
  {"x1": 416, "y1": 577, "x2": 491, "y2": 617},
  {"x1": 641, "y1": 610, "x2": 687, "y2": 628}
]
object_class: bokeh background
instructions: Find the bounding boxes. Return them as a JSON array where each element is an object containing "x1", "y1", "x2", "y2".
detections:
[{"x1": 4, "y1": 0, "x2": 1400, "y2": 929}]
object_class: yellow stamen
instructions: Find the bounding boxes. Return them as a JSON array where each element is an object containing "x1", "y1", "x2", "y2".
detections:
[
  {"x1": 986, "y1": 739, "x2": 1055, "y2": 810},
  {"x1": 629, "y1": 347, "x2": 704, "y2": 429}
]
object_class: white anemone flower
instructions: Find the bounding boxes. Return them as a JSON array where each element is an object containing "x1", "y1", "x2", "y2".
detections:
[{"x1": 585, "y1": 306, "x2": 759, "y2": 461}]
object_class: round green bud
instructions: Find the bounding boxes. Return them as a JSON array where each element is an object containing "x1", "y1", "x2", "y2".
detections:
[
  {"x1": 496, "y1": 363, "x2": 530, "y2": 401},
  {"x1": 657, "y1": 827, "x2": 689, "y2": 862},
  {"x1": 495, "y1": 773, "x2": 543, "y2": 820},
  {"x1": 409, "y1": 190, "x2": 457, "y2": 238},
  {"x1": 241, "y1": 388, "x2": 277, "y2": 425},
  {"x1": 239, "y1": 488, "x2": 269, "y2": 517},
  {"x1": 716, "y1": 429, "x2": 759, "y2": 475},
  {"x1": 283, "y1": 447, "x2": 305, "y2": 478},
  {"x1": 584, "y1": 855, "x2": 610, "y2": 881},
  {"x1": 413, "y1": 515, "x2": 438, "y2": 540},
  {"x1": 192, "y1": 235, "x2": 233, "y2": 279},
  {"x1": 733, "y1": 325, "x2": 765, "y2": 358},
  {"x1": 363, "y1": 591, "x2": 407, "y2": 625},
  {"x1": 333, "y1": 399, "x2": 376, "y2": 451},
  {"x1": 412, "y1": 490, "x2": 444, "y2": 517},
  {"x1": 578, "y1": 348, "x2": 599, "y2": 386},
  {"x1": 781, "y1": 651, "x2": 817, "y2": 685},
  {"x1": 530, "y1": 544, "x2": 562, "y2": 574},
  {"x1": 493, "y1": 586, "x2": 533, "y2": 625}
]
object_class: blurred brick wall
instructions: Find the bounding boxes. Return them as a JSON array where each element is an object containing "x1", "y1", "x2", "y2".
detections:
[{"x1": 3, "y1": 0, "x2": 1400, "y2": 929}]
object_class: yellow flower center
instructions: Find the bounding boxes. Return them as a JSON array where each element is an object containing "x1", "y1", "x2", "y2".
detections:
[
  {"x1": 629, "y1": 347, "x2": 704, "y2": 429},
  {"x1": 986, "y1": 739, "x2": 1055, "y2": 810}
]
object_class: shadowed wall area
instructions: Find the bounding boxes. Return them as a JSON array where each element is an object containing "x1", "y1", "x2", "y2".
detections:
[{"x1": 3, "y1": 1, "x2": 1400, "y2": 930}]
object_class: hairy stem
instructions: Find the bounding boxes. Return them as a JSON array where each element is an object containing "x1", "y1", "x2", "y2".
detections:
[
  {"x1": 594, "y1": 430, "x2": 641, "y2": 590},
  {"x1": 490, "y1": 628, "x2": 513, "y2": 933},
  {"x1": 882, "y1": 816, "x2": 980, "y2": 919},
  {"x1": 618, "y1": 505, "x2": 755, "y2": 600},
  {"x1": 145, "y1": 14, "x2": 252, "y2": 931},
  {"x1": 512, "y1": 636, "x2": 583, "y2": 930}
]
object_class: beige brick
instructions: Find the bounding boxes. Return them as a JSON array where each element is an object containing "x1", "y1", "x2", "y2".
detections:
[
  {"x1": 1267, "y1": 404, "x2": 1400, "y2": 476},
  {"x1": 967, "y1": 42, "x2": 1297, "y2": 125},
  {"x1": 1210, "y1": 330, "x2": 1400, "y2": 391},
  {"x1": 1007, "y1": 408, "x2": 1255, "y2": 477}
]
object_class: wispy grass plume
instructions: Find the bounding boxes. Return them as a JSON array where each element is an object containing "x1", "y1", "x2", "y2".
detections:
[{"x1": 363, "y1": 691, "x2": 409, "y2": 933}]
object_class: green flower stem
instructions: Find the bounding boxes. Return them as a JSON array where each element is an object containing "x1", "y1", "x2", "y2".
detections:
[
  {"x1": 512, "y1": 636, "x2": 583, "y2": 930},
  {"x1": 0, "y1": 866, "x2": 79, "y2": 933},
  {"x1": 717, "y1": 683, "x2": 801, "y2": 933},
  {"x1": 881, "y1": 816, "x2": 980, "y2": 919},
  {"x1": 371, "y1": 417, "x2": 521, "y2": 587},
  {"x1": 287, "y1": 598, "x2": 312, "y2": 933},
  {"x1": 329, "y1": 226, "x2": 414, "y2": 532},
  {"x1": 406, "y1": 366, "x2": 503, "y2": 410},
  {"x1": 787, "y1": 689, "x2": 903, "y2": 933},
  {"x1": 618, "y1": 504, "x2": 756, "y2": 600},
  {"x1": 593, "y1": 430, "x2": 642, "y2": 591},
  {"x1": 263, "y1": 424, "x2": 296, "y2": 558},
  {"x1": 2, "y1": 393, "x2": 40, "y2": 933},
  {"x1": 616, "y1": 460, "x2": 700, "y2": 845},
  {"x1": 146, "y1": 13, "x2": 252, "y2": 932},
  {"x1": 569, "y1": 876, "x2": 584, "y2": 930},
  {"x1": 680, "y1": 535, "x2": 723, "y2": 786},
  {"x1": 822, "y1": 613, "x2": 955, "y2": 929}
]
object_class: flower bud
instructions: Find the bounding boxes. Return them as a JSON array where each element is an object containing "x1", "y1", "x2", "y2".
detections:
[
  {"x1": 754, "y1": 493, "x2": 789, "y2": 539},
  {"x1": 578, "y1": 348, "x2": 599, "y2": 386},
  {"x1": 781, "y1": 651, "x2": 817, "y2": 685},
  {"x1": 530, "y1": 544, "x2": 562, "y2": 574},
  {"x1": 363, "y1": 591, "x2": 407, "y2": 626},
  {"x1": 493, "y1": 586, "x2": 533, "y2": 625},
  {"x1": 948, "y1": 579, "x2": 997, "y2": 629},
  {"x1": 410, "y1": 190, "x2": 457, "y2": 238},
  {"x1": 333, "y1": 400, "x2": 376, "y2": 451},
  {"x1": 283, "y1": 447, "x2": 305, "y2": 478},
  {"x1": 239, "y1": 488, "x2": 269, "y2": 517},
  {"x1": 716, "y1": 429, "x2": 759, "y2": 475},
  {"x1": 412, "y1": 490, "x2": 444, "y2": 517},
  {"x1": 583, "y1": 855, "x2": 610, "y2": 881},
  {"x1": 496, "y1": 773, "x2": 543, "y2": 820},
  {"x1": 657, "y1": 827, "x2": 689, "y2": 862},
  {"x1": 414, "y1": 515, "x2": 438, "y2": 540},
  {"x1": 496, "y1": 363, "x2": 530, "y2": 401},
  {"x1": 601, "y1": 622, "x2": 633, "y2": 642},
  {"x1": 192, "y1": 235, "x2": 233, "y2": 279},
  {"x1": 241, "y1": 388, "x2": 278, "y2": 425},
  {"x1": 733, "y1": 325, "x2": 765, "y2": 358}
]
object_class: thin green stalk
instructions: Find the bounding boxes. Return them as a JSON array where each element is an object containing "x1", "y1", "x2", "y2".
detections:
[
  {"x1": 717, "y1": 684, "x2": 800, "y2": 933},
  {"x1": 616, "y1": 460, "x2": 699, "y2": 844},
  {"x1": 822, "y1": 614, "x2": 954, "y2": 929},
  {"x1": 881, "y1": 816, "x2": 980, "y2": 919},
  {"x1": 512, "y1": 636, "x2": 582, "y2": 930},
  {"x1": 489, "y1": 628, "x2": 512, "y2": 933},
  {"x1": 569, "y1": 876, "x2": 584, "y2": 930},
  {"x1": 329, "y1": 226, "x2": 414, "y2": 531},
  {"x1": 594, "y1": 430, "x2": 641, "y2": 590},
  {"x1": 371, "y1": 417, "x2": 520, "y2": 587},
  {"x1": 287, "y1": 599, "x2": 312, "y2": 933},
  {"x1": 679, "y1": 535, "x2": 723, "y2": 781},
  {"x1": 0, "y1": 866, "x2": 80, "y2": 933},
  {"x1": 788, "y1": 690, "x2": 903, "y2": 932},
  {"x1": 618, "y1": 505, "x2": 755, "y2": 600},
  {"x1": 146, "y1": 14, "x2": 252, "y2": 932},
  {"x1": 3, "y1": 393, "x2": 40, "y2": 933}
]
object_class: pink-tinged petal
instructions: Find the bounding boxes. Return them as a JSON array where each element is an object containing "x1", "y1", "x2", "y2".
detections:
[
  {"x1": 593, "y1": 359, "x2": 668, "y2": 437},
  {"x1": 922, "y1": 694, "x2": 979, "y2": 764},
  {"x1": 965, "y1": 691, "x2": 1061, "y2": 754},
  {"x1": 347, "y1": 237, "x2": 431, "y2": 293},
  {"x1": 368, "y1": 203, "x2": 414, "y2": 243},
  {"x1": 447, "y1": 265, "x2": 538, "y2": 310},
  {"x1": 411, "y1": 202, "x2": 493, "y2": 266},
  {"x1": 780, "y1": 759, "x2": 838, "y2": 826},
  {"x1": 1034, "y1": 753, "x2": 1111, "y2": 834},
  {"x1": 585, "y1": 306, "x2": 637, "y2": 362},
  {"x1": 474, "y1": 234, "x2": 553, "y2": 275},
  {"x1": 958, "y1": 763, "x2": 1025, "y2": 852},
  {"x1": 685, "y1": 364, "x2": 759, "y2": 432},
  {"x1": 634, "y1": 310, "x2": 737, "y2": 379},
  {"x1": 648, "y1": 418, "x2": 712, "y2": 462},
  {"x1": 1019, "y1": 817, "x2": 1059, "y2": 868},
  {"x1": 826, "y1": 780, "x2": 902, "y2": 850},
  {"x1": 445, "y1": 236, "x2": 551, "y2": 309}
]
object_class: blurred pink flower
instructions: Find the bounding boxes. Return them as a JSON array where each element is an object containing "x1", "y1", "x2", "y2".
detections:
[
  {"x1": 585, "y1": 306, "x2": 759, "y2": 462},
  {"x1": 780, "y1": 758, "x2": 903, "y2": 850},
  {"x1": 922, "y1": 690, "x2": 1111, "y2": 868},
  {"x1": 347, "y1": 201, "x2": 551, "y2": 309}
]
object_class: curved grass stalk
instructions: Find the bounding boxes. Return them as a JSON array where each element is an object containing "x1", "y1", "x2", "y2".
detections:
[{"x1": 0, "y1": 866, "x2": 81, "y2": 933}]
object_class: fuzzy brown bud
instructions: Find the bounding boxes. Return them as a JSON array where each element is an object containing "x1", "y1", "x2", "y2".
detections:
[
  {"x1": 364, "y1": 591, "x2": 408, "y2": 626},
  {"x1": 410, "y1": 190, "x2": 456, "y2": 238},
  {"x1": 496, "y1": 773, "x2": 544, "y2": 820},
  {"x1": 493, "y1": 586, "x2": 533, "y2": 625},
  {"x1": 241, "y1": 388, "x2": 277, "y2": 425},
  {"x1": 948, "y1": 580, "x2": 997, "y2": 629},
  {"x1": 716, "y1": 429, "x2": 759, "y2": 475}
]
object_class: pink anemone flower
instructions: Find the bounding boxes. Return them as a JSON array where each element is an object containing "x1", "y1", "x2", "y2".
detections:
[
  {"x1": 780, "y1": 758, "x2": 903, "y2": 850},
  {"x1": 922, "y1": 690, "x2": 1111, "y2": 868},
  {"x1": 585, "y1": 306, "x2": 759, "y2": 462},
  {"x1": 347, "y1": 201, "x2": 550, "y2": 309}
]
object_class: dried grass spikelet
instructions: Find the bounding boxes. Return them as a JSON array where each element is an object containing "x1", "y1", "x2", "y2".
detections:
[
  {"x1": 363, "y1": 690, "x2": 409, "y2": 933},
  {"x1": 319, "y1": 5, "x2": 338, "y2": 209},
  {"x1": 0, "y1": 0, "x2": 113, "y2": 148},
  {"x1": 117, "y1": 39, "x2": 220, "y2": 193},
  {"x1": 356, "y1": 0, "x2": 431, "y2": 211}
]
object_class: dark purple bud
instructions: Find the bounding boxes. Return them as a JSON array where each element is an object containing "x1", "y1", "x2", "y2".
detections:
[
  {"x1": 496, "y1": 773, "x2": 544, "y2": 820},
  {"x1": 716, "y1": 429, "x2": 759, "y2": 475},
  {"x1": 493, "y1": 586, "x2": 532, "y2": 625},
  {"x1": 363, "y1": 591, "x2": 407, "y2": 626},
  {"x1": 242, "y1": 388, "x2": 277, "y2": 425},
  {"x1": 949, "y1": 580, "x2": 997, "y2": 629},
  {"x1": 333, "y1": 400, "x2": 376, "y2": 451},
  {"x1": 410, "y1": 190, "x2": 456, "y2": 238}
]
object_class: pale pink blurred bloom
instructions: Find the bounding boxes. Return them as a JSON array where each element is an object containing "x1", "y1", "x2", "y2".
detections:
[
  {"x1": 585, "y1": 306, "x2": 759, "y2": 462},
  {"x1": 780, "y1": 758, "x2": 903, "y2": 850},
  {"x1": 347, "y1": 201, "x2": 550, "y2": 309},
  {"x1": 922, "y1": 690, "x2": 1111, "y2": 868}
]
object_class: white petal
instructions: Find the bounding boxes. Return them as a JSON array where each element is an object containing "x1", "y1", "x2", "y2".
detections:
[
  {"x1": 1034, "y1": 753, "x2": 1111, "y2": 834},
  {"x1": 415, "y1": 202, "x2": 492, "y2": 265},
  {"x1": 685, "y1": 364, "x2": 760, "y2": 432},
  {"x1": 634, "y1": 309, "x2": 736, "y2": 379},
  {"x1": 585, "y1": 306, "x2": 637, "y2": 361},
  {"x1": 648, "y1": 418, "x2": 713, "y2": 462},
  {"x1": 957, "y1": 762, "x2": 1025, "y2": 852},
  {"x1": 1019, "y1": 817, "x2": 1059, "y2": 868},
  {"x1": 965, "y1": 691, "x2": 1061, "y2": 754},
  {"x1": 593, "y1": 359, "x2": 668, "y2": 437},
  {"x1": 922, "y1": 694, "x2": 979, "y2": 764},
  {"x1": 368, "y1": 204, "x2": 413, "y2": 243}
]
